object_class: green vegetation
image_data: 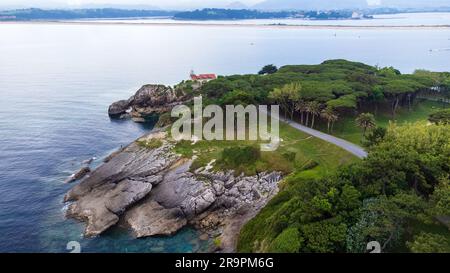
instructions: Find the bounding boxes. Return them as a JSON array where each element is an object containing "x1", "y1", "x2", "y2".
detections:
[
  {"x1": 355, "y1": 113, "x2": 376, "y2": 136},
  {"x1": 429, "y1": 108, "x2": 450, "y2": 124},
  {"x1": 238, "y1": 123, "x2": 450, "y2": 253},
  {"x1": 198, "y1": 60, "x2": 449, "y2": 144},
  {"x1": 173, "y1": 123, "x2": 357, "y2": 176},
  {"x1": 259, "y1": 64, "x2": 278, "y2": 75},
  {"x1": 318, "y1": 100, "x2": 445, "y2": 144},
  {"x1": 167, "y1": 59, "x2": 450, "y2": 253},
  {"x1": 172, "y1": 9, "x2": 360, "y2": 21},
  {"x1": 136, "y1": 138, "x2": 163, "y2": 149},
  {"x1": 217, "y1": 145, "x2": 261, "y2": 170},
  {"x1": 407, "y1": 232, "x2": 450, "y2": 253}
]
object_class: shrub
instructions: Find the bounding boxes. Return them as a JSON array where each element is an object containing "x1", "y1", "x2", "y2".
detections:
[
  {"x1": 269, "y1": 227, "x2": 302, "y2": 253},
  {"x1": 218, "y1": 145, "x2": 260, "y2": 168},
  {"x1": 136, "y1": 139, "x2": 163, "y2": 149},
  {"x1": 428, "y1": 108, "x2": 450, "y2": 124}
]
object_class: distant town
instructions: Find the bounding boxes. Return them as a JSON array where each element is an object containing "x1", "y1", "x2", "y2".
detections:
[{"x1": 1, "y1": 7, "x2": 449, "y2": 22}]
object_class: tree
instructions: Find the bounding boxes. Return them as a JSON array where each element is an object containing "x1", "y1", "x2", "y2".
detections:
[
  {"x1": 258, "y1": 64, "x2": 278, "y2": 75},
  {"x1": 295, "y1": 100, "x2": 307, "y2": 125},
  {"x1": 321, "y1": 107, "x2": 338, "y2": 133},
  {"x1": 347, "y1": 194, "x2": 426, "y2": 252},
  {"x1": 307, "y1": 101, "x2": 321, "y2": 128},
  {"x1": 369, "y1": 85, "x2": 385, "y2": 114},
  {"x1": 356, "y1": 113, "x2": 376, "y2": 136},
  {"x1": 220, "y1": 89, "x2": 256, "y2": 106},
  {"x1": 363, "y1": 127, "x2": 386, "y2": 148},
  {"x1": 268, "y1": 82, "x2": 301, "y2": 120},
  {"x1": 355, "y1": 122, "x2": 450, "y2": 196},
  {"x1": 378, "y1": 66, "x2": 401, "y2": 77},
  {"x1": 382, "y1": 79, "x2": 422, "y2": 118},
  {"x1": 301, "y1": 220, "x2": 347, "y2": 253},
  {"x1": 407, "y1": 233, "x2": 450, "y2": 253},
  {"x1": 426, "y1": 177, "x2": 450, "y2": 221}
]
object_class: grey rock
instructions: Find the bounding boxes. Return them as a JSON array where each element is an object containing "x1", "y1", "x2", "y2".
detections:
[
  {"x1": 65, "y1": 167, "x2": 90, "y2": 183},
  {"x1": 108, "y1": 84, "x2": 188, "y2": 120},
  {"x1": 124, "y1": 201, "x2": 187, "y2": 238},
  {"x1": 64, "y1": 130, "x2": 283, "y2": 252},
  {"x1": 108, "y1": 100, "x2": 130, "y2": 117},
  {"x1": 66, "y1": 178, "x2": 152, "y2": 236}
]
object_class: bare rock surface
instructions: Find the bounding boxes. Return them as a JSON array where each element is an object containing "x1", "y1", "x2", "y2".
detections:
[
  {"x1": 65, "y1": 166, "x2": 91, "y2": 183},
  {"x1": 64, "y1": 131, "x2": 282, "y2": 251},
  {"x1": 124, "y1": 200, "x2": 187, "y2": 238},
  {"x1": 108, "y1": 84, "x2": 188, "y2": 121}
]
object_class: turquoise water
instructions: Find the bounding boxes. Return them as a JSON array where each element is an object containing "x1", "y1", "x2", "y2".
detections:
[{"x1": 0, "y1": 16, "x2": 450, "y2": 252}]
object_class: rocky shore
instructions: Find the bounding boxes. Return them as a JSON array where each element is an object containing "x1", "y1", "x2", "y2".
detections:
[
  {"x1": 108, "y1": 84, "x2": 189, "y2": 123},
  {"x1": 64, "y1": 130, "x2": 282, "y2": 252}
]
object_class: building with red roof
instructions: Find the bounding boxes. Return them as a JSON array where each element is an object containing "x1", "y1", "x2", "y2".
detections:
[{"x1": 190, "y1": 71, "x2": 217, "y2": 84}]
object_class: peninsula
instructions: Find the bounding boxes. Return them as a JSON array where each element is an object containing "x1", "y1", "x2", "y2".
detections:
[{"x1": 65, "y1": 60, "x2": 450, "y2": 253}]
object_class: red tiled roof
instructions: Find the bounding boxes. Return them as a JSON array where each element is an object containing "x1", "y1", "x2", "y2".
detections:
[{"x1": 190, "y1": 74, "x2": 217, "y2": 80}]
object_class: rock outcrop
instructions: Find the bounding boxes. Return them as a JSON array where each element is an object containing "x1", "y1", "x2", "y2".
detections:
[
  {"x1": 108, "y1": 84, "x2": 188, "y2": 122},
  {"x1": 64, "y1": 130, "x2": 282, "y2": 251},
  {"x1": 123, "y1": 201, "x2": 187, "y2": 238},
  {"x1": 65, "y1": 166, "x2": 91, "y2": 183}
]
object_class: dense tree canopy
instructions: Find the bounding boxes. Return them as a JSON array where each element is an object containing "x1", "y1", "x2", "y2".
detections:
[
  {"x1": 199, "y1": 60, "x2": 440, "y2": 128},
  {"x1": 238, "y1": 123, "x2": 450, "y2": 253}
]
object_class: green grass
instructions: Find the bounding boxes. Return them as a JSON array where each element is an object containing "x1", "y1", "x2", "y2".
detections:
[
  {"x1": 315, "y1": 100, "x2": 446, "y2": 145},
  {"x1": 136, "y1": 138, "x2": 163, "y2": 149},
  {"x1": 172, "y1": 122, "x2": 358, "y2": 176}
]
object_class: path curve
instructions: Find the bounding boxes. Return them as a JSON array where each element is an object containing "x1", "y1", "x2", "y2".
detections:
[{"x1": 266, "y1": 111, "x2": 368, "y2": 159}]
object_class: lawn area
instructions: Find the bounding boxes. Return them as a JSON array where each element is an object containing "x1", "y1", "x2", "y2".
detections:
[
  {"x1": 316, "y1": 100, "x2": 447, "y2": 145},
  {"x1": 172, "y1": 122, "x2": 358, "y2": 176}
]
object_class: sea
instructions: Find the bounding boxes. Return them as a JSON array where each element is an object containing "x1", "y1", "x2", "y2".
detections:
[{"x1": 0, "y1": 12, "x2": 449, "y2": 252}]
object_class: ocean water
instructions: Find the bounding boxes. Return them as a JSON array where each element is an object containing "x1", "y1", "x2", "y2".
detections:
[{"x1": 0, "y1": 15, "x2": 450, "y2": 252}]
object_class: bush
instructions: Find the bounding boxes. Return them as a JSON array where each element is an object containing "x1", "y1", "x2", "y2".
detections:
[
  {"x1": 428, "y1": 108, "x2": 450, "y2": 124},
  {"x1": 136, "y1": 139, "x2": 163, "y2": 149},
  {"x1": 269, "y1": 227, "x2": 302, "y2": 253},
  {"x1": 282, "y1": 151, "x2": 296, "y2": 162},
  {"x1": 218, "y1": 145, "x2": 261, "y2": 168},
  {"x1": 407, "y1": 233, "x2": 450, "y2": 253},
  {"x1": 299, "y1": 159, "x2": 319, "y2": 171}
]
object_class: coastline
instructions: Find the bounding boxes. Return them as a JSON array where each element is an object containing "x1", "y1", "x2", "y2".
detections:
[{"x1": 1, "y1": 20, "x2": 450, "y2": 30}]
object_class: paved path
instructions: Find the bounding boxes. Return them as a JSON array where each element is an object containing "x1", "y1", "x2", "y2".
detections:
[{"x1": 266, "y1": 111, "x2": 368, "y2": 159}]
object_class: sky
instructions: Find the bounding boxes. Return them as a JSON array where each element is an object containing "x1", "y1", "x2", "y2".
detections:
[
  {"x1": 0, "y1": 0, "x2": 265, "y2": 9},
  {"x1": 0, "y1": 0, "x2": 448, "y2": 9}
]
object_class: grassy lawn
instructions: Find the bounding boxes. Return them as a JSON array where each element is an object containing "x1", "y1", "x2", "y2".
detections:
[
  {"x1": 172, "y1": 122, "x2": 358, "y2": 176},
  {"x1": 315, "y1": 100, "x2": 446, "y2": 145}
]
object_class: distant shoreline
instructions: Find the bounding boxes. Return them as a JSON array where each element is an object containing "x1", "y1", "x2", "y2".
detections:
[{"x1": 1, "y1": 20, "x2": 450, "y2": 29}]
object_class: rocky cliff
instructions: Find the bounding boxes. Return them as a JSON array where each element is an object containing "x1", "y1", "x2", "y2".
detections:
[
  {"x1": 108, "y1": 84, "x2": 189, "y2": 123},
  {"x1": 64, "y1": 130, "x2": 282, "y2": 252}
]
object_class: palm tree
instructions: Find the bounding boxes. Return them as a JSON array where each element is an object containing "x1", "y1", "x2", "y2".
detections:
[
  {"x1": 304, "y1": 101, "x2": 312, "y2": 127},
  {"x1": 308, "y1": 101, "x2": 321, "y2": 129},
  {"x1": 321, "y1": 107, "x2": 338, "y2": 133},
  {"x1": 295, "y1": 100, "x2": 307, "y2": 125},
  {"x1": 330, "y1": 113, "x2": 338, "y2": 133},
  {"x1": 356, "y1": 113, "x2": 376, "y2": 136}
]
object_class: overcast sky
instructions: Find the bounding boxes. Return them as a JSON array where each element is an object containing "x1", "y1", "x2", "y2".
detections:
[
  {"x1": 1, "y1": 0, "x2": 448, "y2": 9},
  {"x1": 0, "y1": 0, "x2": 266, "y2": 9}
]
